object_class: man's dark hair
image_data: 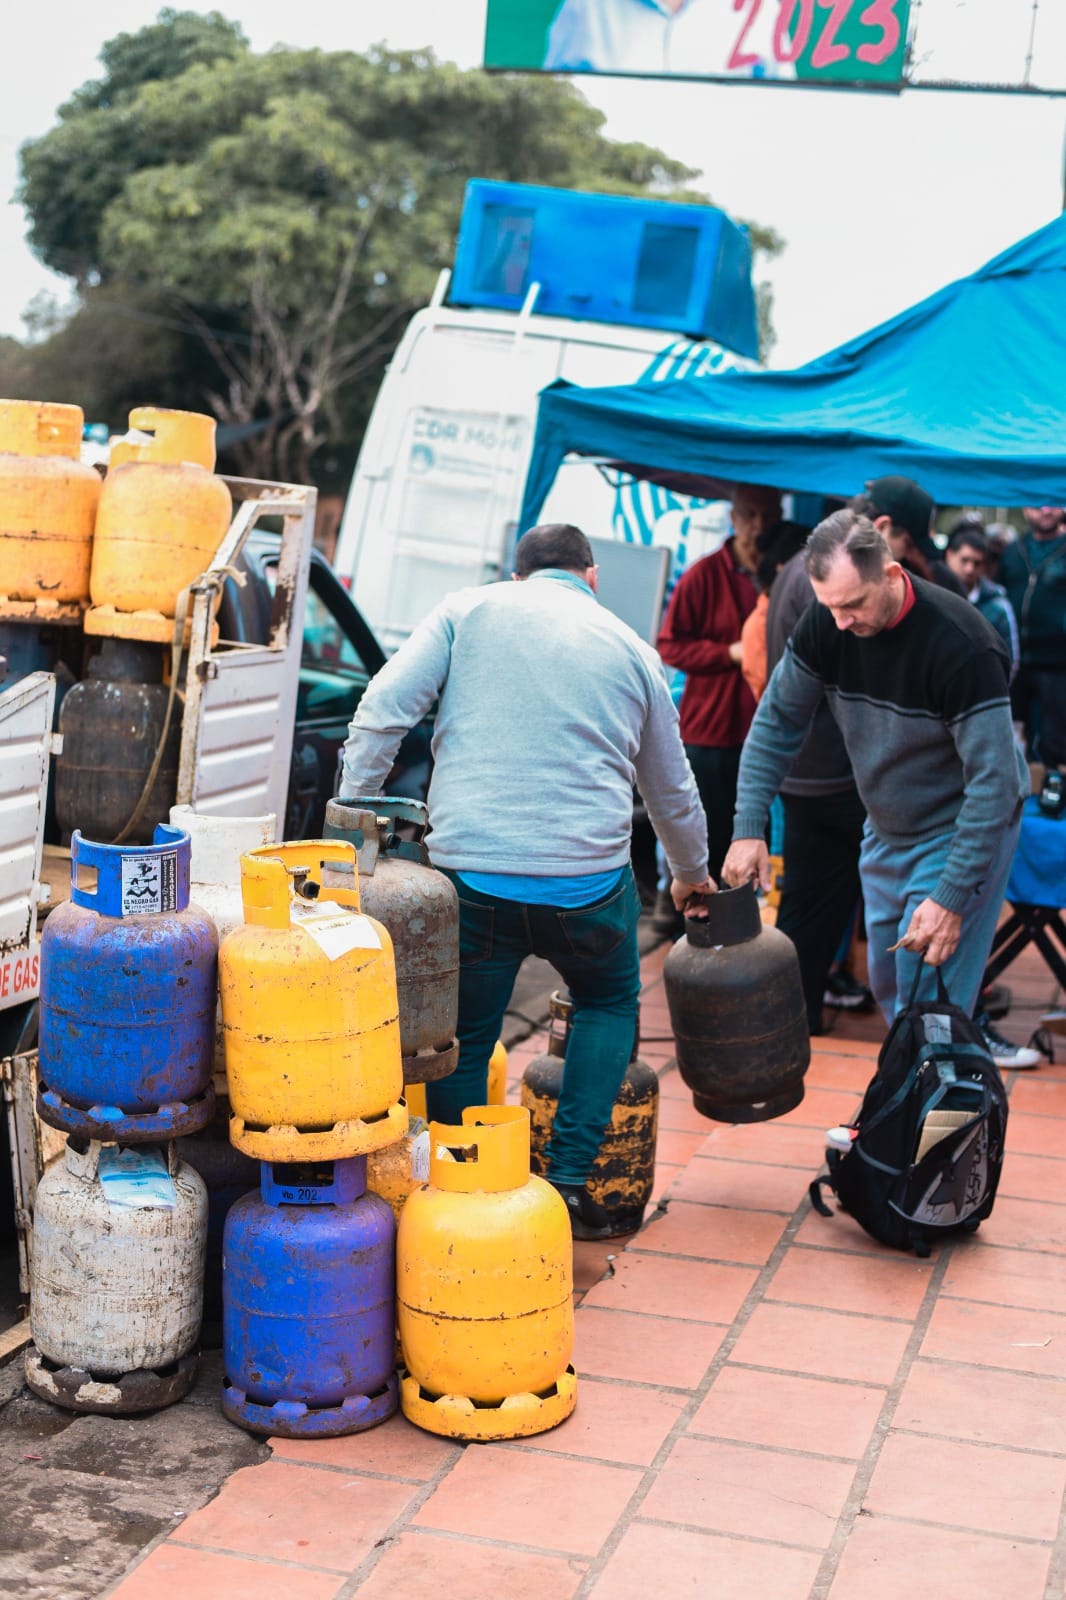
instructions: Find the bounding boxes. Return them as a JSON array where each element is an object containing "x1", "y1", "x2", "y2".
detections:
[
  {"x1": 850, "y1": 494, "x2": 880, "y2": 524},
  {"x1": 755, "y1": 520, "x2": 810, "y2": 593},
  {"x1": 513, "y1": 524, "x2": 595, "y2": 577},
  {"x1": 805, "y1": 509, "x2": 889, "y2": 583},
  {"x1": 947, "y1": 524, "x2": 987, "y2": 556}
]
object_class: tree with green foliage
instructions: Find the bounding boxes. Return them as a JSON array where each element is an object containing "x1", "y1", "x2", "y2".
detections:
[{"x1": 18, "y1": 9, "x2": 783, "y2": 485}]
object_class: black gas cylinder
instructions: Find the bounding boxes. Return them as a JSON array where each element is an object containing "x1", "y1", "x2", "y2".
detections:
[
  {"x1": 521, "y1": 992, "x2": 658, "y2": 1237},
  {"x1": 56, "y1": 637, "x2": 180, "y2": 843},
  {"x1": 664, "y1": 884, "x2": 809, "y2": 1123}
]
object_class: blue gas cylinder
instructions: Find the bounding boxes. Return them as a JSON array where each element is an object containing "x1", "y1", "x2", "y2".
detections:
[
  {"x1": 221, "y1": 1155, "x2": 398, "y2": 1438},
  {"x1": 38, "y1": 824, "x2": 218, "y2": 1142}
]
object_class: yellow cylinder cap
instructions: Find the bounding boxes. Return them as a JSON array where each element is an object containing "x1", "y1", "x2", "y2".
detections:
[
  {"x1": 238, "y1": 839, "x2": 362, "y2": 927},
  {"x1": 109, "y1": 407, "x2": 217, "y2": 471},
  {"x1": 428, "y1": 1105, "x2": 531, "y2": 1194},
  {"x1": 0, "y1": 399, "x2": 84, "y2": 459}
]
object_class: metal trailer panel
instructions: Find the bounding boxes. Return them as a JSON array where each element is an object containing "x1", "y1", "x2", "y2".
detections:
[
  {"x1": 0, "y1": 672, "x2": 56, "y2": 1004},
  {"x1": 178, "y1": 478, "x2": 316, "y2": 823},
  {"x1": 2, "y1": 1046, "x2": 65, "y2": 1298}
]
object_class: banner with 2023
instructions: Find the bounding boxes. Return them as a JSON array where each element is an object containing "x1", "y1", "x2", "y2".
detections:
[{"x1": 485, "y1": 0, "x2": 911, "y2": 90}]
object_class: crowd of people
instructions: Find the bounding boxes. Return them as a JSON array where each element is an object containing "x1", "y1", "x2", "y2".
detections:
[
  {"x1": 340, "y1": 486, "x2": 1065, "y2": 1238},
  {"x1": 659, "y1": 480, "x2": 1064, "y2": 1068}
]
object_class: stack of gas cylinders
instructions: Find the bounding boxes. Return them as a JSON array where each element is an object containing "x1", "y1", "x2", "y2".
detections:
[
  {"x1": 210, "y1": 800, "x2": 578, "y2": 1442},
  {"x1": 29, "y1": 823, "x2": 217, "y2": 1414},
  {"x1": 0, "y1": 396, "x2": 233, "y2": 844},
  {"x1": 25, "y1": 795, "x2": 591, "y2": 1438}
]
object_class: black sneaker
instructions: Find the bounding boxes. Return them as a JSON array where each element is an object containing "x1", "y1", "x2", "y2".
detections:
[
  {"x1": 549, "y1": 1181, "x2": 615, "y2": 1241},
  {"x1": 822, "y1": 970, "x2": 876, "y2": 1012},
  {"x1": 976, "y1": 1014, "x2": 1041, "y2": 1070}
]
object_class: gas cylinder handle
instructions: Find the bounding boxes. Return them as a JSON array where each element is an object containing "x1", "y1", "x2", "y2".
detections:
[
  {"x1": 376, "y1": 797, "x2": 428, "y2": 836},
  {"x1": 685, "y1": 881, "x2": 761, "y2": 947},
  {"x1": 428, "y1": 1105, "x2": 531, "y2": 1193},
  {"x1": 260, "y1": 1156, "x2": 368, "y2": 1207},
  {"x1": 239, "y1": 839, "x2": 362, "y2": 925},
  {"x1": 0, "y1": 399, "x2": 82, "y2": 459},
  {"x1": 111, "y1": 406, "x2": 217, "y2": 471},
  {"x1": 36, "y1": 402, "x2": 83, "y2": 456},
  {"x1": 547, "y1": 991, "x2": 573, "y2": 1061},
  {"x1": 334, "y1": 796, "x2": 429, "y2": 845},
  {"x1": 70, "y1": 824, "x2": 191, "y2": 917}
]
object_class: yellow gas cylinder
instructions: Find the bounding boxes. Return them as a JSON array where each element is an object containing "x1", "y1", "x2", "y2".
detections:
[
  {"x1": 404, "y1": 1038, "x2": 507, "y2": 1121},
  {"x1": 487, "y1": 1039, "x2": 508, "y2": 1104},
  {"x1": 766, "y1": 853, "x2": 785, "y2": 913},
  {"x1": 367, "y1": 1113, "x2": 428, "y2": 1222},
  {"x1": 397, "y1": 1105, "x2": 577, "y2": 1441},
  {"x1": 220, "y1": 841, "x2": 407, "y2": 1161},
  {"x1": 90, "y1": 408, "x2": 231, "y2": 617},
  {"x1": 0, "y1": 400, "x2": 100, "y2": 604}
]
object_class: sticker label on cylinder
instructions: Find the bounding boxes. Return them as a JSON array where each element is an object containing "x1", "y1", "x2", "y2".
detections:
[
  {"x1": 98, "y1": 1146, "x2": 177, "y2": 1210},
  {"x1": 410, "y1": 1128, "x2": 430, "y2": 1182},
  {"x1": 291, "y1": 900, "x2": 383, "y2": 961},
  {"x1": 120, "y1": 850, "x2": 178, "y2": 916}
]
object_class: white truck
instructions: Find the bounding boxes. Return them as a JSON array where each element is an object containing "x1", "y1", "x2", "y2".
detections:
[
  {"x1": 334, "y1": 275, "x2": 749, "y2": 650},
  {"x1": 334, "y1": 181, "x2": 759, "y2": 649}
]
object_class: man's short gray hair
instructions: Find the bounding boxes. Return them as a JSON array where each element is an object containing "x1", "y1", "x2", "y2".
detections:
[{"x1": 804, "y1": 509, "x2": 890, "y2": 583}]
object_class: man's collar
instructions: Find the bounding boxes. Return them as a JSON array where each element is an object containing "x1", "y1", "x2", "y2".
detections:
[{"x1": 527, "y1": 568, "x2": 596, "y2": 598}]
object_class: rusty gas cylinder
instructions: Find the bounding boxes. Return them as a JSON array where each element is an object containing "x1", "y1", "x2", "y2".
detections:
[
  {"x1": 323, "y1": 797, "x2": 458, "y2": 1083},
  {"x1": 521, "y1": 992, "x2": 657, "y2": 1237},
  {"x1": 664, "y1": 884, "x2": 809, "y2": 1122}
]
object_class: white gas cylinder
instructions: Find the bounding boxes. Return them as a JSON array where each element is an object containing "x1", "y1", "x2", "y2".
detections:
[{"x1": 30, "y1": 1141, "x2": 207, "y2": 1376}]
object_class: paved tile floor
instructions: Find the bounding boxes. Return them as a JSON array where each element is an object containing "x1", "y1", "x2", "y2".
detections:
[{"x1": 107, "y1": 938, "x2": 1066, "y2": 1600}]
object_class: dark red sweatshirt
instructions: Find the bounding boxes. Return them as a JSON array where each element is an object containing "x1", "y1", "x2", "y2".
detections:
[{"x1": 657, "y1": 541, "x2": 758, "y2": 748}]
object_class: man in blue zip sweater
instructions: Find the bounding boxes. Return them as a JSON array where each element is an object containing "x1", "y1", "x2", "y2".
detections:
[
  {"x1": 340, "y1": 524, "x2": 711, "y2": 1237},
  {"x1": 723, "y1": 509, "x2": 1028, "y2": 1021}
]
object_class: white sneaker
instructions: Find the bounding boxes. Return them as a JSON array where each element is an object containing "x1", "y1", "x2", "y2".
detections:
[{"x1": 978, "y1": 1016, "x2": 1041, "y2": 1070}]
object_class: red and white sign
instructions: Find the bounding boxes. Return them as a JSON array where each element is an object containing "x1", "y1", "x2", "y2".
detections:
[{"x1": 0, "y1": 945, "x2": 41, "y2": 1005}]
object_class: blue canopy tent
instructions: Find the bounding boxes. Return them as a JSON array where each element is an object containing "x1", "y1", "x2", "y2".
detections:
[{"x1": 519, "y1": 216, "x2": 1066, "y2": 527}]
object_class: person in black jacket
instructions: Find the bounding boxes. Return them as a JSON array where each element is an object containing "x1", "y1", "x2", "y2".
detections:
[
  {"x1": 765, "y1": 550, "x2": 870, "y2": 1034},
  {"x1": 998, "y1": 505, "x2": 1066, "y2": 768}
]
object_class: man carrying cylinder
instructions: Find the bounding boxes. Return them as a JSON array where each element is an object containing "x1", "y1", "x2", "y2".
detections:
[{"x1": 340, "y1": 523, "x2": 711, "y2": 1238}]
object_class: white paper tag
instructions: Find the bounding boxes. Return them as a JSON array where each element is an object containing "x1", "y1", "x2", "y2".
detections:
[
  {"x1": 291, "y1": 899, "x2": 382, "y2": 961},
  {"x1": 120, "y1": 850, "x2": 178, "y2": 916},
  {"x1": 410, "y1": 1128, "x2": 431, "y2": 1182},
  {"x1": 97, "y1": 1146, "x2": 177, "y2": 1210}
]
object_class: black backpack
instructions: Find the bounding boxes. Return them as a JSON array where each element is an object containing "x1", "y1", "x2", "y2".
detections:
[{"x1": 810, "y1": 969, "x2": 1008, "y2": 1257}]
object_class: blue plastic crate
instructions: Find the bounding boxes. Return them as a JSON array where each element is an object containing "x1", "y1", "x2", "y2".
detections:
[{"x1": 450, "y1": 180, "x2": 758, "y2": 357}]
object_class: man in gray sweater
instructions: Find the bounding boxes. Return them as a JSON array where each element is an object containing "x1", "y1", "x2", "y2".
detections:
[
  {"x1": 341, "y1": 523, "x2": 711, "y2": 1238},
  {"x1": 723, "y1": 510, "x2": 1027, "y2": 1022}
]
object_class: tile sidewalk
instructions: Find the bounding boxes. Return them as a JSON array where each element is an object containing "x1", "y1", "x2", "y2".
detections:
[{"x1": 107, "y1": 940, "x2": 1066, "y2": 1600}]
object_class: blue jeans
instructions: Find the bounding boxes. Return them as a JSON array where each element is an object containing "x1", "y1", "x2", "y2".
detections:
[
  {"x1": 861, "y1": 819, "x2": 1021, "y2": 1021},
  {"x1": 427, "y1": 868, "x2": 643, "y2": 1186}
]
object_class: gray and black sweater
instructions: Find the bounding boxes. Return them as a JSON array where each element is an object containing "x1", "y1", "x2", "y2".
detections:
[{"x1": 734, "y1": 576, "x2": 1028, "y2": 915}]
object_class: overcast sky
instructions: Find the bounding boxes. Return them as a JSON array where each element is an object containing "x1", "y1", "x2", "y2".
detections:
[{"x1": 3, "y1": 0, "x2": 1063, "y2": 368}]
